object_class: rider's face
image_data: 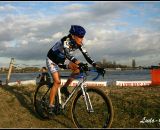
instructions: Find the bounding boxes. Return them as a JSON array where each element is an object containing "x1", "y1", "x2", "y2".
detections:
[{"x1": 72, "y1": 35, "x2": 84, "y2": 46}]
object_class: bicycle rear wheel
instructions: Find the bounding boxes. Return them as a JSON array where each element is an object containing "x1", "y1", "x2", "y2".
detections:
[
  {"x1": 34, "y1": 82, "x2": 51, "y2": 119},
  {"x1": 71, "y1": 86, "x2": 113, "y2": 128}
]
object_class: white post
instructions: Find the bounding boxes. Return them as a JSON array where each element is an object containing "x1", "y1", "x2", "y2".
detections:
[{"x1": 6, "y1": 58, "x2": 14, "y2": 85}]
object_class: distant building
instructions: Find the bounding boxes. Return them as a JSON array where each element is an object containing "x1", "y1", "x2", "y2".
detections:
[
  {"x1": 132, "y1": 59, "x2": 136, "y2": 68},
  {"x1": 116, "y1": 68, "x2": 121, "y2": 70},
  {"x1": 0, "y1": 67, "x2": 7, "y2": 72}
]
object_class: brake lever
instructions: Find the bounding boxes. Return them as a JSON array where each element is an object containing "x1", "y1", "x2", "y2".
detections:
[{"x1": 97, "y1": 69, "x2": 105, "y2": 79}]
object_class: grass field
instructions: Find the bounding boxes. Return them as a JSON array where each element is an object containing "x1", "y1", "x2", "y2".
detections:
[
  {"x1": 109, "y1": 85, "x2": 160, "y2": 128},
  {"x1": 0, "y1": 84, "x2": 159, "y2": 128}
]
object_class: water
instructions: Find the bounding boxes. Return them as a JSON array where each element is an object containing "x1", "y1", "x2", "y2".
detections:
[
  {"x1": 0, "y1": 69, "x2": 151, "y2": 84},
  {"x1": 106, "y1": 69, "x2": 151, "y2": 81}
]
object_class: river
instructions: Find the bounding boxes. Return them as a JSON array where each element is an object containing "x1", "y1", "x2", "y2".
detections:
[{"x1": 0, "y1": 69, "x2": 151, "y2": 84}]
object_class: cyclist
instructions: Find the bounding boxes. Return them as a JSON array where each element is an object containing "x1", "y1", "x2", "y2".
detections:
[{"x1": 46, "y1": 25, "x2": 105, "y2": 115}]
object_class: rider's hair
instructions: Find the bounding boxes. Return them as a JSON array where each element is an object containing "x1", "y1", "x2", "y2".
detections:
[{"x1": 42, "y1": 67, "x2": 47, "y2": 70}]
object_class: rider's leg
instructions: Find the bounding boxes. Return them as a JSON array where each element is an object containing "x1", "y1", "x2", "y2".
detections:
[
  {"x1": 46, "y1": 58, "x2": 61, "y2": 113},
  {"x1": 49, "y1": 71, "x2": 61, "y2": 107},
  {"x1": 61, "y1": 62, "x2": 80, "y2": 89}
]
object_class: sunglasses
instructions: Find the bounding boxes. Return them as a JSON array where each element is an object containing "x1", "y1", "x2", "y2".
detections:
[{"x1": 77, "y1": 35, "x2": 84, "y2": 38}]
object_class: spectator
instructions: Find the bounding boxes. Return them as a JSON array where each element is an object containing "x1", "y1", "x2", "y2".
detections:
[{"x1": 37, "y1": 67, "x2": 51, "y2": 83}]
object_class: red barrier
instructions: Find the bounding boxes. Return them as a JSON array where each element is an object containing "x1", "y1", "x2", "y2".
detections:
[{"x1": 151, "y1": 69, "x2": 160, "y2": 85}]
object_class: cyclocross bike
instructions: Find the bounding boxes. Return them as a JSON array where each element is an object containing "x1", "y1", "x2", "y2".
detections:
[{"x1": 34, "y1": 64, "x2": 114, "y2": 128}]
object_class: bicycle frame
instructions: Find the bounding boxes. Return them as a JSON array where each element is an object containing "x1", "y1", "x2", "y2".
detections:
[{"x1": 57, "y1": 72, "x2": 95, "y2": 112}]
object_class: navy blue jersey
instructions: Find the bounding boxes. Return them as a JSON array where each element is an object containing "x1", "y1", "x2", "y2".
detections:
[{"x1": 47, "y1": 35, "x2": 96, "y2": 66}]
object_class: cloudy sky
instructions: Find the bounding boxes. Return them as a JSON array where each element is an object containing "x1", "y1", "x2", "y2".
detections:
[{"x1": 0, "y1": 1, "x2": 160, "y2": 68}]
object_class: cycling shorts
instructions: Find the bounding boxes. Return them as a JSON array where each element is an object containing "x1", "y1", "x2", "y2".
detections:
[{"x1": 46, "y1": 57, "x2": 59, "y2": 73}]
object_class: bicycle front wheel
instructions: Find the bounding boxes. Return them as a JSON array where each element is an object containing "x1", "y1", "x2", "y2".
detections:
[{"x1": 71, "y1": 86, "x2": 113, "y2": 128}]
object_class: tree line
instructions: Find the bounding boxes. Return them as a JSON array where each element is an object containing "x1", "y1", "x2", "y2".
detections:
[
  {"x1": 96, "y1": 59, "x2": 129, "y2": 69},
  {"x1": 0, "y1": 58, "x2": 139, "y2": 74}
]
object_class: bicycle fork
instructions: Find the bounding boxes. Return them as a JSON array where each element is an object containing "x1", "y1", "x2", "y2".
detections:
[{"x1": 81, "y1": 83, "x2": 94, "y2": 113}]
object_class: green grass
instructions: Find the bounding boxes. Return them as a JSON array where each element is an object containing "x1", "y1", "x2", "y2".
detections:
[
  {"x1": 108, "y1": 85, "x2": 160, "y2": 128},
  {"x1": 0, "y1": 84, "x2": 159, "y2": 128}
]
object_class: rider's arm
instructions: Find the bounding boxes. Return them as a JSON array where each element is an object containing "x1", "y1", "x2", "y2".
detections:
[{"x1": 79, "y1": 45, "x2": 96, "y2": 67}]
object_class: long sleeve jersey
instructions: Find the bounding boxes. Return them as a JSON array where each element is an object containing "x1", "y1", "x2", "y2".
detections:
[{"x1": 47, "y1": 35, "x2": 96, "y2": 66}]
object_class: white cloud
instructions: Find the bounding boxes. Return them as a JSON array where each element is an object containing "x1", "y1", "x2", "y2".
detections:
[
  {"x1": 0, "y1": 4, "x2": 16, "y2": 11},
  {"x1": 52, "y1": 32, "x2": 63, "y2": 39},
  {"x1": 63, "y1": 3, "x2": 86, "y2": 11},
  {"x1": 0, "y1": 2, "x2": 160, "y2": 67},
  {"x1": 21, "y1": 40, "x2": 28, "y2": 45}
]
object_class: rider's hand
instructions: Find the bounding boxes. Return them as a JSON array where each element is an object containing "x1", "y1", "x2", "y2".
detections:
[
  {"x1": 78, "y1": 62, "x2": 89, "y2": 71},
  {"x1": 58, "y1": 64, "x2": 67, "y2": 69},
  {"x1": 95, "y1": 66, "x2": 105, "y2": 77}
]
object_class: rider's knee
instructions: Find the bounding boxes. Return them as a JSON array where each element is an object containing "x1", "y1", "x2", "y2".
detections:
[
  {"x1": 54, "y1": 80, "x2": 61, "y2": 85},
  {"x1": 73, "y1": 69, "x2": 80, "y2": 74},
  {"x1": 68, "y1": 62, "x2": 79, "y2": 70}
]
